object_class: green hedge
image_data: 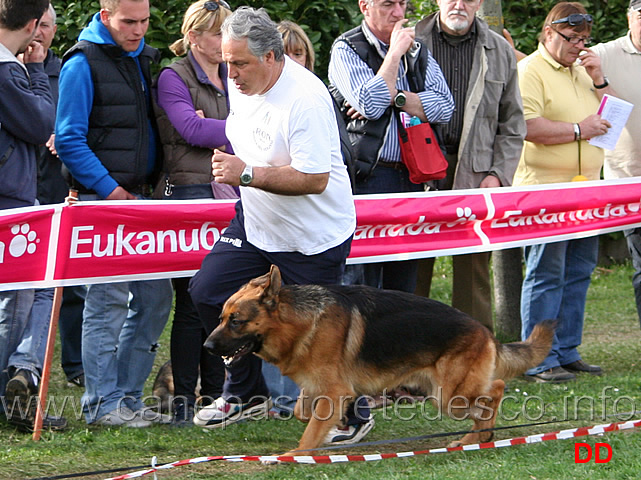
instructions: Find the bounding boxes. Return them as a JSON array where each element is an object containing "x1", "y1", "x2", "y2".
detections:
[{"x1": 52, "y1": 0, "x2": 631, "y2": 78}]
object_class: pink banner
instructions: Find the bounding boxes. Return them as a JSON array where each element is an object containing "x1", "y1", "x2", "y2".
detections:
[{"x1": 2, "y1": 178, "x2": 641, "y2": 291}]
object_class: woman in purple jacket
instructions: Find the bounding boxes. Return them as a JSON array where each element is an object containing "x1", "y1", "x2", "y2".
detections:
[{"x1": 152, "y1": 0, "x2": 233, "y2": 426}]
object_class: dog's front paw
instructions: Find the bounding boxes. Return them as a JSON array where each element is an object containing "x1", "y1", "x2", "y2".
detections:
[{"x1": 260, "y1": 450, "x2": 299, "y2": 465}]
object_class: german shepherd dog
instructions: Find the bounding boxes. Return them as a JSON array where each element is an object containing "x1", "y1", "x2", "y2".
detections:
[{"x1": 204, "y1": 265, "x2": 555, "y2": 456}]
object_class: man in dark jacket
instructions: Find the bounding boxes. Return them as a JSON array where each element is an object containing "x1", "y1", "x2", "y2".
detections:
[
  {"x1": 5, "y1": 5, "x2": 86, "y2": 418},
  {"x1": 55, "y1": 0, "x2": 172, "y2": 427},
  {"x1": 0, "y1": 0, "x2": 63, "y2": 431}
]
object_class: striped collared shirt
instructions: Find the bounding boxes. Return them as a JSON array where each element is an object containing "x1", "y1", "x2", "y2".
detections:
[{"x1": 328, "y1": 22, "x2": 454, "y2": 163}]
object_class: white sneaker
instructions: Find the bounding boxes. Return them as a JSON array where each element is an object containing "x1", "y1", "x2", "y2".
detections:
[
  {"x1": 193, "y1": 396, "x2": 272, "y2": 429},
  {"x1": 324, "y1": 416, "x2": 375, "y2": 445},
  {"x1": 94, "y1": 406, "x2": 152, "y2": 428}
]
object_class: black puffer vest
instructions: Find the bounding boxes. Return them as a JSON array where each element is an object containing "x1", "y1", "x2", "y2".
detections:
[
  {"x1": 329, "y1": 26, "x2": 428, "y2": 181},
  {"x1": 62, "y1": 41, "x2": 160, "y2": 192}
]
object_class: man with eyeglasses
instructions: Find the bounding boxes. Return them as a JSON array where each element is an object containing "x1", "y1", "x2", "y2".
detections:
[
  {"x1": 55, "y1": 0, "x2": 173, "y2": 426},
  {"x1": 513, "y1": 2, "x2": 611, "y2": 384},
  {"x1": 413, "y1": 0, "x2": 526, "y2": 333},
  {"x1": 591, "y1": 0, "x2": 641, "y2": 332}
]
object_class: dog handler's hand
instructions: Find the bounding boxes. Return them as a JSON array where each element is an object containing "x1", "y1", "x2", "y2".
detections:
[{"x1": 212, "y1": 149, "x2": 245, "y2": 186}]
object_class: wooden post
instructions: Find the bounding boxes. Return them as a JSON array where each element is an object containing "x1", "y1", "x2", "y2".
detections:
[
  {"x1": 31, "y1": 286, "x2": 63, "y2": 441},
  {"x1": 32, "y1": 190, "x2": 77, "y2": 441}
]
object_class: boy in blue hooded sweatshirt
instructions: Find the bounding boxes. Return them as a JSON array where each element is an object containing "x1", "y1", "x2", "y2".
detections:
[{"x1": 55, "y1": 0, "x2": 173, "y2": 427}]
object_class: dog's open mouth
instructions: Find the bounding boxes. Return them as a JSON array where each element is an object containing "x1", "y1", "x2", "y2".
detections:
[{"x1": 221, "y1": 342, "x2": 256, "y2": 366}]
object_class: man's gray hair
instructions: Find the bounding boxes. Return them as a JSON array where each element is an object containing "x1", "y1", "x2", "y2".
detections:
[
  {"x1": 47, "y1": 3, "x2": 56, "y2": 23},
  {"x1": 221, "y1": 6, "x2": 284, "y2": 61}
]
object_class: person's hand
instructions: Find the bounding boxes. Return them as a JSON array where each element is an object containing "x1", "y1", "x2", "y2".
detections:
[
  {"x1": 389, "y1": 19, "x2": 415, "y2": 58},
  {"x1": 195, "y1": 109, "x2": 205, "y2": 119},
  {"x1": 502, "y1": 28, "x2": 516, "y2": 49},
  {"x1": 576, "y1": 48, "x2": 605, "y2": 85},
  {"x1": 345, "y1": 103, "x2": 364, "y2": 120},
  {"x1": 502, "y1": 28, "x2": 527, "y2": 61},
  {"x1": 479, "y1": 175, "x2": 501, "y2": 188},
  {"x1": 578, "y1": 114, "x2": 611, "y2": 140},
  {"x1": 46, "y1": 134, "x2": 57, "y2": 156},
  {"x1": 105, "y1": 186, "x2": 137, "y2": 200},
  {"x1": 212, "y1": 149, "x2": 245, "y2": 186},
  {"x1": 22, "y1": 41, "x2": 47, "y2": 64}
]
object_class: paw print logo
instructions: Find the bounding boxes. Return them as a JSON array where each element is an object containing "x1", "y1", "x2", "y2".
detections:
[
  {"x1": 9, "y1": 224, "x2": 38, "y2": 258},
  {"x1": 447, "y1": 206, "x2": 477, "y2": 228},
  {"x1": 456, "y1": 207, "x2": 476, "y2": 222}
]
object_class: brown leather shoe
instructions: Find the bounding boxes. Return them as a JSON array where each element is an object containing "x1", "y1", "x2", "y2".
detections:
[
  {"x1": 562, "y1": 360, "x2": 602, "y2": 376},
  {"x1": 527, "y1": 366, "x2": 576, "y2": 383}
]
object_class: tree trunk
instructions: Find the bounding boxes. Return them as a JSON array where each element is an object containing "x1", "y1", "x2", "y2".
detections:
[
  {"x1": 477, "y1": 0, "x2": 523, "y2": 341},
  {"x1": 492, "y1": 249, "x2": 523, "y2": 341},
  {"x1": 477, "y1": 0, "x2": 504, "y2": 33}
]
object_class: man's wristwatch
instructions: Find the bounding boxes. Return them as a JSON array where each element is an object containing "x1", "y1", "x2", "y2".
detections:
[
  {"x1": 239, "y1": 164, "x2": 253, "y2": 186},
  {"x1": 393, "y1": 90, "x2": 407, "y2": 108},
  {"x1": 593, "y1": 76, "x2": 609, "y2": 89}
]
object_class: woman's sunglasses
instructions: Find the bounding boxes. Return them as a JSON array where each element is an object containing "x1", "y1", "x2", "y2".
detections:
[
  {"x1": 203, "y1": 0, "x2": 230, "y2": 12},
  {"x1": 551, "y1": 13, "x2": 593, "y2": 26}
]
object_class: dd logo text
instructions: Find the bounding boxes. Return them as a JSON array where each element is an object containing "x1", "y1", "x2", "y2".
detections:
[{"x1": 574, "y1": 442, "x2": 612, "y2": 463}]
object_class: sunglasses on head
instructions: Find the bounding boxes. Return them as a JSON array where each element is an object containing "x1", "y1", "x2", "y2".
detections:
[
  {"x1": 203, "y1": 0, "x2": 230, "y2": 12},
  {"x1": 551, "y1": 13, "x2": 593, "y2": 26}
]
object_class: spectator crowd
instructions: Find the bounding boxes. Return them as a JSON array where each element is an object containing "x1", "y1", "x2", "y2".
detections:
[{"x1": 1, "y1": 0, "x2": 640, "y2": 447}]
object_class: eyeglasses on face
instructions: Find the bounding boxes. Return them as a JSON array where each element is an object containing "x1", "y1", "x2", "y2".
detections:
[
  {"x1": 551, "y1": 13, "x2": 593, "y2": 26},
  {"x1": 203, "y1": 0, "x2": 230, "y2": 12},
  {"x1": 553, "y1": 29, "x2": 592, "y2": 46}
]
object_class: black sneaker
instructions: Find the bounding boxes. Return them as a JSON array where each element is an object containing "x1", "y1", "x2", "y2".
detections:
[
  {"x1": 323, "y1": 416, "x2": 375, "y2": 445},
  {"x1": 526, "y1": 366, "x2": 576, "y2": 383},
  {"x1": 67, "y1": 373, "x2": 85, "y2": 388},
  {"x1": 6, "y1": 411, "x2": 68, "y2": 433},
  {"x1": 171, "y1": 403, "x2": 195, "y2": 428}
]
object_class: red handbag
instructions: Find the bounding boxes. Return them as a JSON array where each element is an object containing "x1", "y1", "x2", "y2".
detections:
[{"x1": 397, "y1": 113, "x2": 448, "y2": 184}]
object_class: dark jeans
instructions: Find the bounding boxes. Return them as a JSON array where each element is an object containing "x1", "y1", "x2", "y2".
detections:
[
  {"x1": 59, "y1": 285, "x2": 86, "y2": 381},
  {"x1": 625, "y1": 228, "x2": 641, "y2": 329},
  {"x1": 354, "y1": 164, "x2": 423, "y2": 293},
  {"x1": 189, "y1": 201, "x2": 368, "y2": 422},
  {"x1": 170, "y1": 277, "x2": 225, "y2": 408}
]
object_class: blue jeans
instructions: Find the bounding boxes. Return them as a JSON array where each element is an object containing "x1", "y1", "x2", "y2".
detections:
[
  {"x1": 354, "y1": 165, "x2": 423, "y2": 292},
  {"x1": 520, "y1": 237, "x2": 598, "y2": 375},
  {"x1": 81, "y1": 279, "x2": 172, "y2": 422},
  {"x1": 0, "y1": 289, "x2": 35, "y2": 402},
  {"x1": 7, "y1": 288, "x2": 54, "y2": 375}
]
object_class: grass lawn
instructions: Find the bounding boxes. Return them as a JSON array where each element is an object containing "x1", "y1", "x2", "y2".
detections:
[{"x1": 2, "y1": 254, "x2": 641, "y2": 480}]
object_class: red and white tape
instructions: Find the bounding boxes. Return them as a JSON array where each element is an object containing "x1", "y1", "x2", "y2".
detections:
[{"x1": 105, "y1": 417, "x2": 641, "y2": 479}]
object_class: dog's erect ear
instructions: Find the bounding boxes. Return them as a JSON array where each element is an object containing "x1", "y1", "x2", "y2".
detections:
[{"x1": 259, "y1": 265, "x2": 282, "y2": 310}]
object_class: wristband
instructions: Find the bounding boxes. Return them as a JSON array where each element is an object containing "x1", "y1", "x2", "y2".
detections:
[
  {"x1": 573, "y1": 123, "x2": 581, "y2": 141},
  {"x1": 593, "y1": 76, "x2": 609, "y2": 89}
]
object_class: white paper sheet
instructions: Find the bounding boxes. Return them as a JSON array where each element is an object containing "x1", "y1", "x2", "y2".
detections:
[{"x1": 588, "y1": 94, "x2": 634, "y2": 151}]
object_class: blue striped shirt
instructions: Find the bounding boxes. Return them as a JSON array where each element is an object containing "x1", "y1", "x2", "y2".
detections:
[{"x1": 328, "y1": 22, "x2": 454, "y2": 163}]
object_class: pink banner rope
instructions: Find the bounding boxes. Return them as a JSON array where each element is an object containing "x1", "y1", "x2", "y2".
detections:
[{"x1": 2, "y1": 177, "x2": 641, "y2": 291}]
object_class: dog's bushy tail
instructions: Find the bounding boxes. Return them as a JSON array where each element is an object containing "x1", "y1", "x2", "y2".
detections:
[{"x1": 494, "y1": 320, "x2": 557, "y2": 380}]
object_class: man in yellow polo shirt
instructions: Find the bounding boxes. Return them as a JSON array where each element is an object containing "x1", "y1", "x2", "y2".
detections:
[{"x1": 514, "y1": 2, "x2": 611, "y2": 383}]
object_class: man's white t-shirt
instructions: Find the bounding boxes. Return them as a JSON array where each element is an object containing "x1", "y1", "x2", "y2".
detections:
[{"x1": 226, "y1": 56, "x2": 356, "y2": 256}]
